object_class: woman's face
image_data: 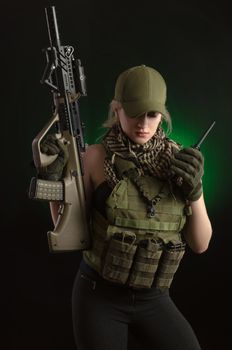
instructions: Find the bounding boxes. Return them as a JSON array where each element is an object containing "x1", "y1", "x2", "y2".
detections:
[{"x1": 117, "y1": 108, "x2": 162, "y2": 145}]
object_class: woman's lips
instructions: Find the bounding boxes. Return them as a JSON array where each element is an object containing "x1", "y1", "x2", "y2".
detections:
[{"x1": 135, "y1": 131, "x2": 149, "y2": 137}]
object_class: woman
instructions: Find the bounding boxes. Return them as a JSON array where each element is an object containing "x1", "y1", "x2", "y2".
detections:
[{"x1": 44, "y1": 65, "x2": 212, "y2": 350}]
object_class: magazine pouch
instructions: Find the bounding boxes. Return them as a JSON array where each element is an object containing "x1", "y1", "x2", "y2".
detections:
[
  {"x1": 128, "y1": 238, "x2": 163, "y2": 289},
  {"x1": 102, "y1": 231, "x2": 137, "y2": 284},
  {"x1": 154, "y1": 242, "x2": 186, "y2": 288}
]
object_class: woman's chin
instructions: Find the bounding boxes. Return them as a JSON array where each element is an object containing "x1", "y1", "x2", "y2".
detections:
[{"x1": 131, "y1": 134, "x2": 150, "y2": 145}]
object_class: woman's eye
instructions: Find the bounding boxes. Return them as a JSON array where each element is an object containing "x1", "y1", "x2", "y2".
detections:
[{"x1": 147, "y1": 111, "x2": 157, "y2": 118}]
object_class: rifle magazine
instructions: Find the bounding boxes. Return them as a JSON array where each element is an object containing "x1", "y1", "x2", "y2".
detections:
[{"x1": 29, "y1": 177, "x2": 64, "y2": 201}]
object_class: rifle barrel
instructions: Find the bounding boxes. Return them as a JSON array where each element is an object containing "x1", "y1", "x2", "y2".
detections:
[{"x1": 45, "y1": 6, "x2": 61, "y2": 48}]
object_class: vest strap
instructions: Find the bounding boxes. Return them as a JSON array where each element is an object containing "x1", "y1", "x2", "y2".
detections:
[{"x1": 115, "y1": 216, "x2": 182, "y2": 231}]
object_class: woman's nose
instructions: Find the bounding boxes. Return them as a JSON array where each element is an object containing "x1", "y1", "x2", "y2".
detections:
[{"x1": 137, "y1": 113, "x2": 148, "y2": 127}]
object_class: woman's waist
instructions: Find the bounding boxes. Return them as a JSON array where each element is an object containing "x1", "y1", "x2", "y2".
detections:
[{"x1": 79, "y1": 258, "x2": 169, "y2": 292}]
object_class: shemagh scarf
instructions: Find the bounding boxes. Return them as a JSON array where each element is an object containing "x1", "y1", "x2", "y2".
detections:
[{"x1": 102, "y1": 123, "x2": 176, "y2": 188}]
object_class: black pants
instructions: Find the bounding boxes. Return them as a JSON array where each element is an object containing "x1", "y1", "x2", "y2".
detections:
[{"x1": 72, "y1": 271, "x2": 201, "y2": 350}]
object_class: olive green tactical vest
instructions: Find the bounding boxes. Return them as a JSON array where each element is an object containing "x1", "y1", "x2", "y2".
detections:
[{"x1": 84, "y1": 156, "x2": 189, "y2": 284}]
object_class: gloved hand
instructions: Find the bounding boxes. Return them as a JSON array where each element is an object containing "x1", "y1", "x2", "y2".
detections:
[
  {"x1": 39, "y1": 134, "x2": 69, "y2": 181},
  {"x1": 170, "y1": 147, "x2": 204, "y2": 201}
]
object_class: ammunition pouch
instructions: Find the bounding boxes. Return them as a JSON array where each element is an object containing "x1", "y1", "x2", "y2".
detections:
[
  {"x1": 128, "y1": 239, "x2": 162, "y2": 289},
  {"x1": 154, "y1": 243, "x2": 186, "y2": 288},
  {"x1": 102, "y1": 231, "x2": 137, "y2": 284},
  {"x1": 100, "y1": 231, "x2": 185, "y2": 289}
]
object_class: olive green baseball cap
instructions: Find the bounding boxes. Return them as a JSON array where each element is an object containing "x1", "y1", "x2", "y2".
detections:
[{"x1": 114, "y1": 65, "x2": 167, "y2": 118}]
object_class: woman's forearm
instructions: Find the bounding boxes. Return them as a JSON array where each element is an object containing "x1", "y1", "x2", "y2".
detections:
[{"x1": 183, "y1": 194, "x2": 212, "y2": 253}]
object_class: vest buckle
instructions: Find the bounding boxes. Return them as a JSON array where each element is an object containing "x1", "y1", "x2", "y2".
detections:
[{"x1": 147, "y1": 202, "x2": 155, "y2": 217}]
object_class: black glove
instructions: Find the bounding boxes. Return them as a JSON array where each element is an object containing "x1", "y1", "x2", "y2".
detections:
[
  {"x1": 39, "y1": 134, "x2": 69, "y2": 181},
  {"x1": 170, "y1": 147, "x2": 204, "y2": 201}
]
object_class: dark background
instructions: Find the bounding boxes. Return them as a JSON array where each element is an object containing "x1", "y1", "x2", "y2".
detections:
[{"x1": 3, "y1": 0, "x2": 231, "y2": 349}]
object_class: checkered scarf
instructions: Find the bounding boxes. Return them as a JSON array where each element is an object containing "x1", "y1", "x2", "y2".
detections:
[{"x1": 102, "y1": 123, "x2": 177, "y2": 188}]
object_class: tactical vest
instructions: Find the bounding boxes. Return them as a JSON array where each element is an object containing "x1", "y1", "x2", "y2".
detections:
[{"x1": 83, "y1": 156, "x2": 191, "y2": 289}]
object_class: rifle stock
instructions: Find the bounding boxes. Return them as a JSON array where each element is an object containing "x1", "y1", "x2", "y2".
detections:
[{"x1": 47, "y1": 130, "x2": 90, "y2": 252}]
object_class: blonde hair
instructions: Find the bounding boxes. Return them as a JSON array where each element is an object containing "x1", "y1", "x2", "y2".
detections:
[
  {"x1": 102, "y1": 100, "x2": 172, "y2": 135},
  {"x1": 102, "y1": 100, "x2": 121, "y2": 128}
]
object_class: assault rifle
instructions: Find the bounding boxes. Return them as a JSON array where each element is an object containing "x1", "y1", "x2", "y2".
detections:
[{"x1": 29, "y1": 6, "x2": 90, "y2": 252}]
